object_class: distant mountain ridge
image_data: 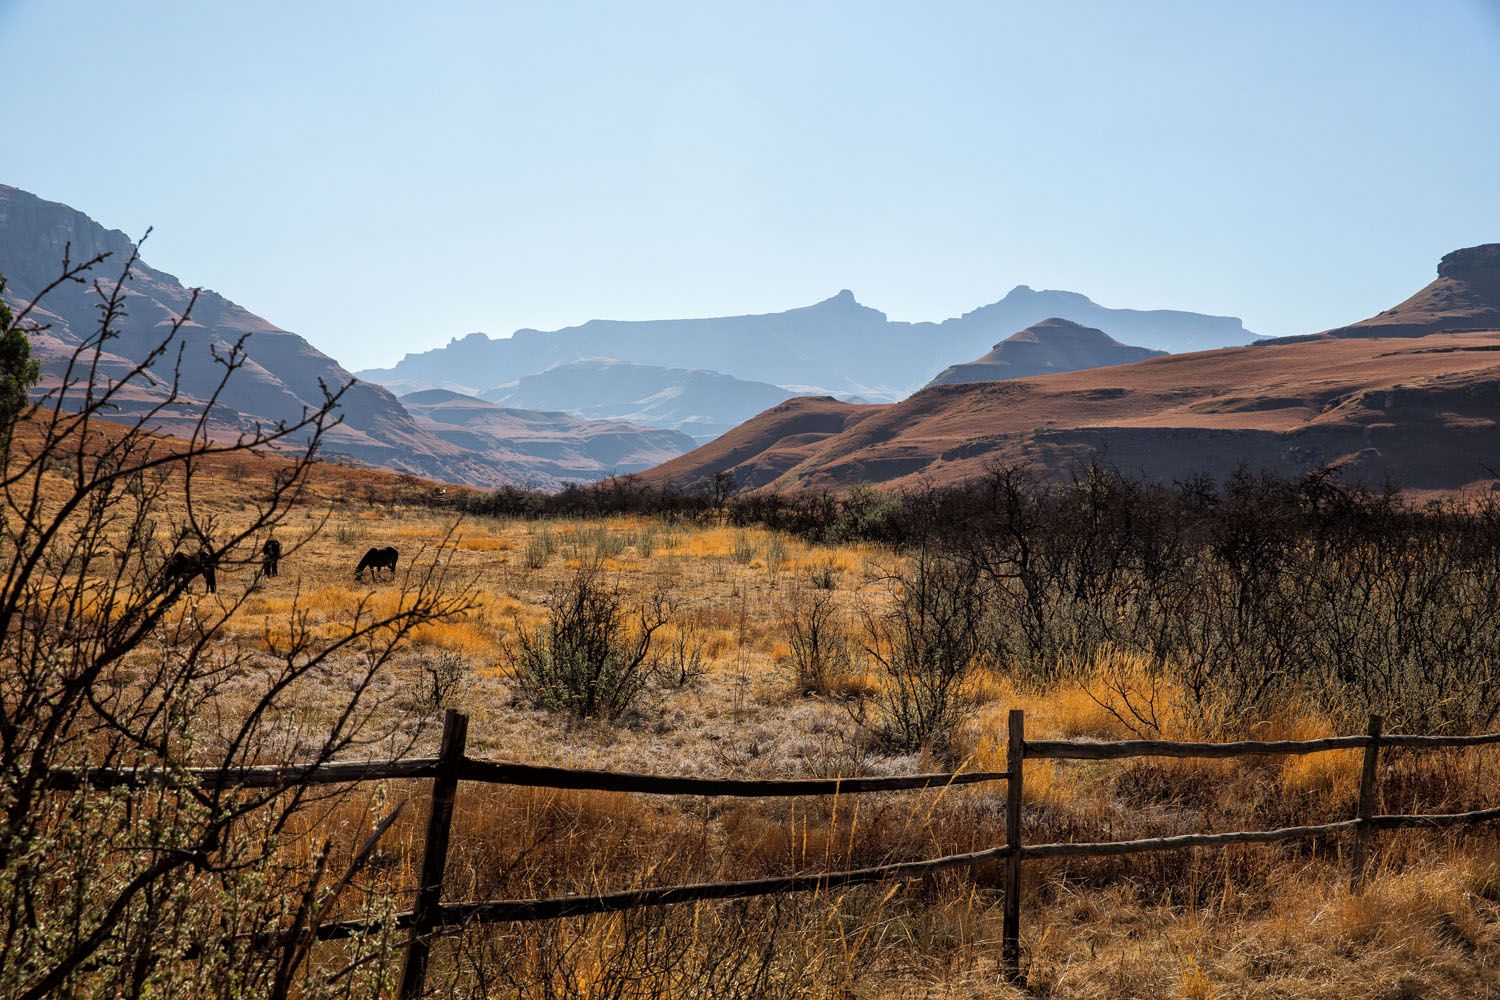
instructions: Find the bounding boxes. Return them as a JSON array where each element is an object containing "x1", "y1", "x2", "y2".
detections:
[
  {"x1": 400, "y1": 389, "x2": 695, "y2": 479},
  {"x1": 0, "y1": 183, "x2": 694, "y2": 488},
  {"x1": 357, "y1": 286, "x2": 1260, "y2": 403},
  {"x1": 646, "y1": 244, "x2": 1500, "y2": 494},
  {"x1": 927, "y1": 317, "x2": 1165, "y2": 387},
  {"x1": 482, "y1": 359, "x2": 800, "y2": 443}
]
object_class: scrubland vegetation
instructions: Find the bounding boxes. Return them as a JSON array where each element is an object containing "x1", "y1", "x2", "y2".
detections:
[{"x1": 4, "y1": 255, "x2": 1500, "y2": 998}]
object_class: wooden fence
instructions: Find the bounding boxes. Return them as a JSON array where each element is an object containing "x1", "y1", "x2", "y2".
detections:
[{"x1": 52, "y1": 708, "x2": 1500, "y2": 996}]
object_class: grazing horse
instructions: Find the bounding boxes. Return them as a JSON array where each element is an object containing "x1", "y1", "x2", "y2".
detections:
[
  {"x1": 261, "y1": 538, "x2": 282, "y2": 577},
  {"x1": 162, "y1": 550, "x2": 217, "y2": 594},
  {"x1": 355, "y1": 546, "x2": 398, "y2": 580}
]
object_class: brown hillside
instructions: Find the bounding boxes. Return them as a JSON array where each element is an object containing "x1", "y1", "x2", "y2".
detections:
[
  {"x1": 646, "y1": 395, "x2": 883, "y2": 490},
  {"x1": 650, "y1": 245, "x2": 1500, "y2": 493},
  {"x1": 1288, "y1": 242, "x2": 1500, "y2": 341}
]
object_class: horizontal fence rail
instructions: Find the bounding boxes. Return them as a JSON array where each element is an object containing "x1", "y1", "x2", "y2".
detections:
[
  {"x1": 43, "y1": 758, "x2": 444, "y2": 791},
  {"x1": 317, "y1": 842, "x2": 1019, "y2": 940},
  {"x1": 1026, "y1": 729, "x2": 1500, "y2": 760},
  {"x1": 41, "y1": 708, "x2": 1500, "y2": 998},
  {"x1": 456, "y1": 758, "x2": 1009, "y2": 797},
  {"x1": 46, "y1": 756, "x2": 1006, "y2": 797}
]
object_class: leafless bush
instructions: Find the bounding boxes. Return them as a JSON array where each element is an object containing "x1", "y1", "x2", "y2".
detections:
[
  {"x1": 660, "y1": 611, "x2": 706, "y2": 688},
  {"x1": 784, "y1": 587, "x2": 854, "y2": 696},
  {"x1": 731, "y1": 531, "x2": 757, "y2": 565},
  {"x1": 924, "y1": 462, "x2": 1500, "y2": 733},
  {"x1": 860, "y1": 550, "x2": 986, "y2": 758},
  {"x1": 422, "y1": 648, "x2": 474, "y2": 713}
]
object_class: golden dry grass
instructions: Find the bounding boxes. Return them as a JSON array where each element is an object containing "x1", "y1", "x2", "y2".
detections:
[{"x1": 48, "y1": 450, "x2": 1500, "y2": 998}]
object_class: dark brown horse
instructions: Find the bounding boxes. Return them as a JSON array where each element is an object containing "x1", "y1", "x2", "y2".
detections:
[
  {"x1": 355, "y1": 546, "x2": 398, "y2": 580},
  {"x1": 162, "y1": 550, "x2": 217, "y2": 594},
  {"x1": 261, "y1": 538, "x2": 282, "y2": 577}
]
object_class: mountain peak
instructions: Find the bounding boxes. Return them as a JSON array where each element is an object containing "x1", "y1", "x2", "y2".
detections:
[
  {"x1": 815, "y1": 288, "x2": 859, "y2": 307},
  {"x1": 1003, "y1": 317, "x2": 1126, "y2": 349},
  {"x1": 927, "y1": 316, "x2": 1164, "y2": 388}
]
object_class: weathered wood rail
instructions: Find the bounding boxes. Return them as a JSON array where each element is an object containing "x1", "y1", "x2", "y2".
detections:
[{"x1": 47, "y1": 708, "x2": 1500, "y2": 995}]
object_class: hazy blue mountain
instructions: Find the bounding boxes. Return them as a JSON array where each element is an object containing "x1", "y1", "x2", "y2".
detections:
[
  {"x1": 400, "y1": 389, "x2": 695, "y2": 479},
  {"x1": 927, "y1": 317, "x2": 1166, "y2": 387},
  {"x1": 481, "y1": 359, "x2": 799, "y2": 443},
  {"x1": 358, "y1": 288, "x2": 1259, "y2": 402}
]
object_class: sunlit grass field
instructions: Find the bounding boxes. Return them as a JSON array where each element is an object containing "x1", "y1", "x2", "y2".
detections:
[{"x1": 38, "y1": 443, "x2": 1500, "y2": 998}]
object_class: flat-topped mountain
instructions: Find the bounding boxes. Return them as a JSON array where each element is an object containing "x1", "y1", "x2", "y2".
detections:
[
  {"x1": 481, "y1": 359, "x2": 799, "y2": 443},
  {"x1": 926, "y1": 317, "x2": 1165, "y2": 387},
  {"x1": 358, "y1": 286, "x2": 1259, "y2": 403},
  {"x1": 1304, "y1": 243, "x2": 1500, "y2": 341},
  {"x1": 648, "y1": 245, "x2": 1500, "y2": 494}
]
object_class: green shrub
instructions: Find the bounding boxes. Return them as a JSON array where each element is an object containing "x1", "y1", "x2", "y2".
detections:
[{"x1": 509, "y1": 565, "x2": 668, "y2": 719}]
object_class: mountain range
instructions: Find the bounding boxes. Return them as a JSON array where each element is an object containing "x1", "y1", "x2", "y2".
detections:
[
  {"x1": 480, "y1": 359, "x2": 798, "y2": 444},
  {"x1": 356, "y1": 287, "x2": 1260, "y2": 405},
  {"x1": 0, "y1": 183, "x2": 688, "y2": 489},
  {"x1": 401, "y1": 389, "x2": 694, "y2": 479},
  {"x1": 649, "y1": 244, "x2": 1500, "y2": 494},
  {"x1": 19, "y1": 181, "x2": 1491, "y2": 499}
]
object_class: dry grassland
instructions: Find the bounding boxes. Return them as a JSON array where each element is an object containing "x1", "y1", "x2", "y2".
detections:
[{"x1": 31, "y1": 441, "x2": 1499, "y2": 998}]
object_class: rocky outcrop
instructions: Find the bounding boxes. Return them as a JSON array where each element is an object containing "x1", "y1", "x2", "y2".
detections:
[{"x1": 1286, "y1": 242, "x2": 1500, "y2": 341}]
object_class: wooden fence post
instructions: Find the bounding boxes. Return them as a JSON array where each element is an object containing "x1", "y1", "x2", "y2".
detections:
[
  {"x1": 1351, "y1": 713, "x2": 1383, "y2": 893},
  {"x1": 399, "y1": 708, "x2": 469, "y2": 1000},
  {"x1": 1002, "y1": 708, "x2": 1025, "y2": 982}
]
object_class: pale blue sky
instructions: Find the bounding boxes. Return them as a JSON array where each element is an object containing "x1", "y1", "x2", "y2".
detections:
[{"x1": 4, "y1": 1, "x2": 1498, "y2": 369}]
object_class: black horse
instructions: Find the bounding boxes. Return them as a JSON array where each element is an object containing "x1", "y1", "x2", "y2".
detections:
[
  {"x1": 355, "y1": 546, "x2": 398, "y2": 580},
  {"x1": 261, "y1": 538, "x2": 282, "y2": 577},
  {"x1": 162, "y1": 550, "x2": 217, "y2": 594}
]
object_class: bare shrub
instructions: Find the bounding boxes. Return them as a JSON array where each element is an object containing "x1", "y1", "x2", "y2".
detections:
[
  {"x1": 763, "y1": 533, "x2": 788, "y2": 574},
  {"x1": 731, "y1": 531, "x2": 756, "y2": 564},
  {"x1": 509, "y1": 564, "x2": 669, "y2": 718},
  {"x1": 660, "y1": 611, "x2": 707, "y2": 688},
  {"x1": 422, "y1": 648, "x2": 473, "y2": 712},
  {"x1": 861, "y1": 551, "x2": 986, "y2": 758},
  {"x1": 524, "y1": 525, "x2": 557, "y2": 569},
  {"x1": 785, "y1": 587, "x2": 854, "y2": 696}
]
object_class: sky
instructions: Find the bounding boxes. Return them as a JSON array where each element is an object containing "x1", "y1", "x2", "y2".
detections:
[{"x1": 3, "y1": 1, "x2": 1499, "y2": 370}]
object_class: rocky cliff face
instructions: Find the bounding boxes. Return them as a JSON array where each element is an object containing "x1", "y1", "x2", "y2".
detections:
[{"x1": 1439, "y1": 243, "x2": 1500, "y2": 281}]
